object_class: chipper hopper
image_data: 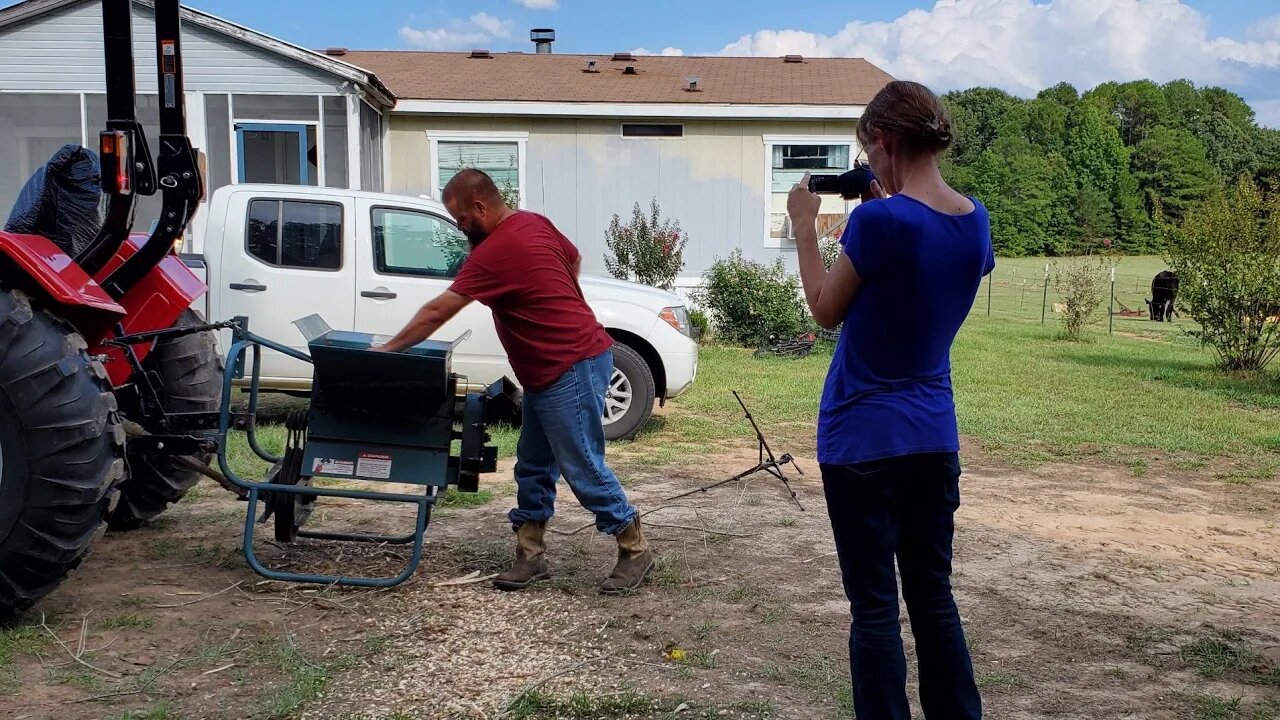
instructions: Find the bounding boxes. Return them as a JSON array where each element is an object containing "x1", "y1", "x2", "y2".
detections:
[{"x1": 212, "y1": 315, "x2": 507, "y2": 588}]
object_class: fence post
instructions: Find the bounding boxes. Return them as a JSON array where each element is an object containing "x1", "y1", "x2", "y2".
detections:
[
  {"x1": 987, "y1": 271, "x2": 993, "y2": 317},
  {"x1": 1109, "y1": 266, "x2": 1116, "y2": 335},
  {"x1": 1041, "y1": 263, "x2": 1050, "y2": 324}
]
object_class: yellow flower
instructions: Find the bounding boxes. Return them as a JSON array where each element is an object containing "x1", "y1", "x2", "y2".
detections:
[{"x1": 663, "y1": 647, "x2": 686, "y2": 662}]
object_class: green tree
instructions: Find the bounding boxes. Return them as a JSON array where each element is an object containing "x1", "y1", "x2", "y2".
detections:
[
  {"x1": 1025, "y1": 97, "x2": 1068, "y2": 153},
  {"x1": 1162, "y1": 79, "x2": 1208, "y2": 129},
  {"x1": 1256, "y1": 128, "x2": 1280, "y2": 195},
  {"x1": 970, "y1": 136, "x2": 1064, "y2": 256},
  {"x1": 1200, "y1": 86, "x2": 1256, "y2": 128},
  {"x1": 1132, "y1": 127, "x2": 1219, "y2": 224},
  {"x1": 1037, "y1": 81, "x2": 1081, "y2": 108},
  {"x1": 942, "y1": 87, "x2": 1026, "y2": 165},
  {"x1": 603, "y1": 198, "x2": 687, "y2": 290},
  {"x1": 1065, "y1": 102, "x2": 1130, "y2": 194},
  {"x1": 1071, "y1": 184, "x2": 1116, "y2": 251},
  {"x1": 1190, "y1": 112, "x2": 1260, "y2": 184},
  {"x1": 1114, "y1": 168, "x2": 1157, "y2": 253},
  {"x1": 1164, "y1": 176, "x2": 1280, "y2": 372},
  {"x1": 1098, "y1": 80, "x2": 1174, "y2": 145}
]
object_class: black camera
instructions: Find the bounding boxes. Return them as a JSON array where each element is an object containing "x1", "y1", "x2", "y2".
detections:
[{"x1": 808, "y1": 163, "x2": 875, "y2": 199}]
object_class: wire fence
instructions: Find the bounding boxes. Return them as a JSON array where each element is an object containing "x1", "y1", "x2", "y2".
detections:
[{"x1": 967, "y1": 262, "x2": 1200, "y2": 338}]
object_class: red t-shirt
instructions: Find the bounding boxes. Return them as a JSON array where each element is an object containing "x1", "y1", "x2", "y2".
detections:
[{"x1": 448, "y1": 211, "x2": 614, "y2": 391}]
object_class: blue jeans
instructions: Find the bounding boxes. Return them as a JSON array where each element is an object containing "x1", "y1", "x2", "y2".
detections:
[
  {"x1": 820, "y1": 452, "x2": 982, "y2": 720},
  {"x1": 508, "y1": 350, "x2": 637, "y2": 535}
]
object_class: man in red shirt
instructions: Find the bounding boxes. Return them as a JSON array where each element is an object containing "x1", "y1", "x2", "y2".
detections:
[{"x1": 374, "y1": 169, "x2": 653, "y2": 595}]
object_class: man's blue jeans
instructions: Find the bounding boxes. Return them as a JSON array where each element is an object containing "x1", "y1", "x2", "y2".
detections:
[
  {"x1": 508, "y1": 350, "x2": 637, "y2": 535},
  {"x1": 820, "y1": 452, "x2": 982, "y2": 720}
]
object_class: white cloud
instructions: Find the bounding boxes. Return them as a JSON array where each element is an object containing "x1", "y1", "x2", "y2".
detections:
[
  {"x1": 630, "y1": 46, "x2": 686, "y2": 56},
  {"x1": 1248, "y1": 15, "x2": 1280, "y2": 41},
  {"x1": 513, "y1": 0, "x2": 559, "y2": 8},
  {"x1": 714, "y1": 0, "x2": 1280, "y2": 97},
  {"x1": 399, "y1": 12, "x2": 514, "y2": 50}
]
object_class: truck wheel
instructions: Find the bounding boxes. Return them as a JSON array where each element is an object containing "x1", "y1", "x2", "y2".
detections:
[
  {"x1": 109, "y1": 309, "x2": 223, "y2": 530},
  {"x1": 602, "y1": 344, "x2": 655, "y2": 442},
  {"x1": 0, "y1": 289, "x2": 124, "y2": 618}
]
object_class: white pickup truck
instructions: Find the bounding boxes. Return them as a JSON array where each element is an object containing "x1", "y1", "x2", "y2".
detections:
[{"x1": 184, "y1": 184, "x2": 699, "y2": 440}]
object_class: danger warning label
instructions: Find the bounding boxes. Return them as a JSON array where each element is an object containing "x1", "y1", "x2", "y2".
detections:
[{"x1": 357, "y1": 452, "x2": 393, "y2": 479}]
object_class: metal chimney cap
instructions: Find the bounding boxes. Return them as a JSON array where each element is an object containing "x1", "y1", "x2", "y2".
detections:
[{"x1": 530, "y1": 28, "x2": 556, "y2": 41}]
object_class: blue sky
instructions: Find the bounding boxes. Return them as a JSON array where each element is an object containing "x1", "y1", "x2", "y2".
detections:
[
  {"x1": 12, "y1": 0, "x2": 1280, "y2": 125},
  {"x1": 176, "y1": 0, "x2": 1280, "y2": 126}
]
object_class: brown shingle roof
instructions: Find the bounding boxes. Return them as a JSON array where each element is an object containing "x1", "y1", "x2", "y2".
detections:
[{"x1": 338, "y1": 51, "x2": 894, "y2": 106}]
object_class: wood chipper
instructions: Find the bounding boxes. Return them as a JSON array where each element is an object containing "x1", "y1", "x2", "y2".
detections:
[{"x1": 0, "y1": 0, "x2": 506, "y2": 617}]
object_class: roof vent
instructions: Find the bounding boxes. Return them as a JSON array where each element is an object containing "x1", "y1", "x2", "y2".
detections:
[
  {"x1": 584, "y1": 58, "x2": 599, "y2": 73},
  {"x1": 612, "y1": 52, "x2": 635, "y2": 62},
  {"x1": 531, "y1": 28, "x2": 555, "y2": 54},
  {"x1": 685, "y1": 76, "x2": 701, "y2": 92},
  {"x1": 783, "y1": 54, "x2": 804, "y2": 63},
  {"x1": 324, "y1": 47, "x2": 348, "y2": 57},
  {"x1": 469, "y1": 49, "x2": 492, "y2": 59},
  {"x1": 623, "y1": 65, "x2": 638, "y2": 75}
]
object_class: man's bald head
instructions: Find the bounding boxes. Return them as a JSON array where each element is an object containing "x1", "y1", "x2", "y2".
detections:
[
  {"x1": 442, "y1": 168, "x2": 505, "y2": 207},
  {"x1": 441, "y1": 169, "x2": 511, "y2": 247}
]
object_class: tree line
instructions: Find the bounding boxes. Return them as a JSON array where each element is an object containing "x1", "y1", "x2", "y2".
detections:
[{"x1": 939, "y1": 79, "x2": 1280, "y2": 257}]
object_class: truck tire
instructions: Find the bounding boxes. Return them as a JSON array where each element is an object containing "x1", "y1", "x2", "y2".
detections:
[
  {"x1": 602, "y1": 343, "x2": 655, "y2": 442},
  {"x1": 109, "y1": 309, "x2": 223, "y2": 529},
  {"x1": 0, "y1": 289, "x2": 124, "y2": 619}
]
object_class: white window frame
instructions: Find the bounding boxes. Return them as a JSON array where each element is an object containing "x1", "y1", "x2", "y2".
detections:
[
  {"x1": 762, "y1": 134, "x2": 858, "y2": 249},
  {"x1": 426, "y1": 130, "x2": 529, "y2": 209}
]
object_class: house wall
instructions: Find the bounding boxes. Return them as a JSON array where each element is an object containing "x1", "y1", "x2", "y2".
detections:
[
  {"x1": 0, "y1": 0, "x2": 382, "y2": 246},
  {"x1": 388, "y1": 115, "x2": 859, "y2": 290},
  {"x1": 0, "y1": 1, "x2": 345, "y2": 94}
]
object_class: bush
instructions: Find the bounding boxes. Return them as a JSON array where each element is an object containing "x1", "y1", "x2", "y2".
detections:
[
  {"x1": 603, "y1": 198, "x2": 687, "y2": 290},
  {"x1": 1053, "y1": 254, "x2": 1111, "y2": 340},
  {"x1": 688, "y1": 308, "x2": 711, "y2": 341},
  {"x1": 691, "y1": 249, "x2": 808, "y2": 347},
  {"x1": 819, "y1": 234, "x2": 842, "y2": 269},
  {"x1": 1165, "y1": 176, "x2": 1280, "y2": 372}
]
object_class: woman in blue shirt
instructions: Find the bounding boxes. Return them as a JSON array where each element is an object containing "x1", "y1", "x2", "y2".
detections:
[{"x1": 787, "y1": 80, "x2": 993, "y2": 720}]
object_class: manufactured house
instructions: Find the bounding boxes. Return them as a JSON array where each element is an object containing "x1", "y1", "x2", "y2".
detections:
[
  {"x1": 0, "y1": 0, "x2": 894, "y2": 288},
  {"x1": 346, "y1": 45, "x2": 893, "y2": 289}
]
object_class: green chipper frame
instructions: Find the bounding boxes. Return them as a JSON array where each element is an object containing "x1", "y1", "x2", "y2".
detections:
[{"x1": 213, "y1": 315, "x2": 511, "y2": 587}]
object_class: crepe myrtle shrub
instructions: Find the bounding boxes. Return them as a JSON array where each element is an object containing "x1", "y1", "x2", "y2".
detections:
[
  {"x1": 692, "y1": 249, "x2": 809, "y2": 348},
  {"x1": 1163, "y1": 176, "x2": 1280, "y2": 372},
  {"x1": 604, "y1": 198, "x2": 688, "y2": 291}
]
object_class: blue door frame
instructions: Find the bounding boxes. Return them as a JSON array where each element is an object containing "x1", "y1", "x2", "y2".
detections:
[{"x1": 235, "y1": 123, "x2": 309, "y2": 184}]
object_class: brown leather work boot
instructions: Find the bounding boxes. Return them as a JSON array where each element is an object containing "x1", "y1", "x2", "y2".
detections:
[
  {"x1": 599, "y1": 516, "x2": 654, "y2": 595},
  {"x1": 493, "y1": 521, "x2": 550, "y2": 591}
]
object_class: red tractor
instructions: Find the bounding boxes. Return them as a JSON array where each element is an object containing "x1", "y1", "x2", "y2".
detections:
[{"x1": 0, "y1": 0, "x2": 224, "y2": 617}]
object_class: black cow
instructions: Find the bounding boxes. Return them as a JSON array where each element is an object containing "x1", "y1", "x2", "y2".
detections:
[{"x1": 1147, "y1": 271, "x2": 1179, "y2": 322}]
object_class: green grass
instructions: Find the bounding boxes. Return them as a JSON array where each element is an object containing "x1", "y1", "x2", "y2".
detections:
[
  {"x1": 100, "y1": 613, "x2": 155, "y2": 630},
  {"x1": 110, "y1": 703, "x2": 179, "y2": 720},
  {"x1": 1180, "y1": 634, "x2": 1257, "y2": 678},
  {"x1": 437, "y1": 487, "x2": 495, "y2": 508},
  {"x1": 637, "y1": 317, "x2": 1280, "y2": 470}
]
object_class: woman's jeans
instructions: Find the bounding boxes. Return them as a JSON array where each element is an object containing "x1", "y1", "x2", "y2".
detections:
[
  {"x1": 507, "y1": 350, "x2": 637, "y2": 536},
  {"x1": 820, "y1": 452, "x2": 982, "y2": 720}
]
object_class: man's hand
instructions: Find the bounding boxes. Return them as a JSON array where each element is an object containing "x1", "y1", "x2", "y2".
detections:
[
  {"x1": 788, "y1": 171, "x2": 822, "y2": 227},
  {"x1": 375, "y1": 291, "x2": 472, "y2": 354}
]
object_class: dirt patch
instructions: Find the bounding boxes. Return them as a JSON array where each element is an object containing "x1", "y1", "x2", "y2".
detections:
[{"x1": 2, "y1": 447, "x2": 1278, "y2": 719}]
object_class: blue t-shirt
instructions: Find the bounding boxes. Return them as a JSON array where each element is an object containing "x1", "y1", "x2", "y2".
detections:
[{"x1": 817, "y1": 193, "x2": 995, "y2": 466}]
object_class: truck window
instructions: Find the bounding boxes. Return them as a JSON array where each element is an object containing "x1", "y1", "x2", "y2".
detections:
[
  {"x1": 245, "y1": 199, "x2": 343, "y2": 270},
  {"x1": 372, "y1": 207, "x2": 467, "y2": 278}
]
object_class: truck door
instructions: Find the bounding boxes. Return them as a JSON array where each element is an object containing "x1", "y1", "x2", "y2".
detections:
[
  {"x1": 352, "y1": 199, "x2": 510, "y2": 390},
  {"x1": 217, "y1": 191, "x2": 357, "y2": 383}
]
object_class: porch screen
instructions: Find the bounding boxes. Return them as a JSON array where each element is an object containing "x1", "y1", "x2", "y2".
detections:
[{"x1": 436, "y1": 141, "x2": 518, "y2": 200}]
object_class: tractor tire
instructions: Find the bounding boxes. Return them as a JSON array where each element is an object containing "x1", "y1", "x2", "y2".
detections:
[
  {"x1": 602, "y1": 343, "x2": 655, "y2": 442},
  {"x1": 0, "y1": 288, "x2": 124, "y2": 619},
  {"x1": 109, "y1": 309, "x2": 224, "y2": 530}
]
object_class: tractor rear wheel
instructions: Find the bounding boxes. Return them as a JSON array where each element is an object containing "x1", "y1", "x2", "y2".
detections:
[
  {"x1": 109, "y1": 309, "x2": 223, "y2": 529},
  {"x1": 0, "y1": 288, "x2": 124, "y2": 619}
]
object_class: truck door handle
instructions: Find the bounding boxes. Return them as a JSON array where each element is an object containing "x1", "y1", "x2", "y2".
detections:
[
  {"x1": 361, "y1": 290, "x2": 397, "y2": 299},
  {"x1": 230, "y1": 282, "x2": 267, "y2": 292}
]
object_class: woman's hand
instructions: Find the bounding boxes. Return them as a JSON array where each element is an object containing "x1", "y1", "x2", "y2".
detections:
[
  {"x1": 788, "y1": 171, "x2": 822, "y2": 227},
  {"x1": 860, "y1": 179, "x2": 889, "y2": 204}
]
